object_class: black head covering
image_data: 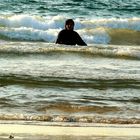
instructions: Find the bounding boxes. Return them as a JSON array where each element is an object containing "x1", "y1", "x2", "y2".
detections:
[{"x1": 65, "y1": 19, "x2": 74, "y2": 26}]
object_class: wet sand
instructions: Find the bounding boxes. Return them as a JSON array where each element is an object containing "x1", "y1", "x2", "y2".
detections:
[{"x1": 0, "y1": 123, "x2": 140, "y2": 140}]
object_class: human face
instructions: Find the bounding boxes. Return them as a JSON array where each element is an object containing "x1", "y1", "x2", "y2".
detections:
[{"x1": 65, "y1": 22, "x2": 74, "y2": 30}]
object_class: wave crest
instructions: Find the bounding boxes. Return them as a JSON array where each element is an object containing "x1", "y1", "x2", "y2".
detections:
[{"x1": 1, "y1": 15, "x2": 140, "y2": 45}]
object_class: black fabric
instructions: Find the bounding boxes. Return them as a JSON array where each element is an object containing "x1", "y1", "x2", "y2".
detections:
[{"x1": 56, "y1": 29, "x2": 87, "y2": 46}]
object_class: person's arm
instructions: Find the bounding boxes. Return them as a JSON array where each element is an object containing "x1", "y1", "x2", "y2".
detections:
[
  {"x1": 56, "y1": 33, "x2": 61, "y2": 44},
  {"x1": 76, "y1": 32, "x2": 87, "y2": 46},
  {"x1": 56, "y1": 31, "x2": 63, "y2": 44}
]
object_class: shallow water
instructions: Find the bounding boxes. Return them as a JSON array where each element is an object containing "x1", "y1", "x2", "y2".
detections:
[{"x1": 0, "y1": 42, "x2": 140, "y2": 124}]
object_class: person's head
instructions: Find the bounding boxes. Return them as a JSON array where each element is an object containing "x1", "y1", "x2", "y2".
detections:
[{"x1": 65, "y1": 19, "x2": 75, "y2": 30}]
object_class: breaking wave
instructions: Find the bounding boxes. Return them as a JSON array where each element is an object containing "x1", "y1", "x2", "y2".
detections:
[
  {"x1": 1, "y1": 15, "x2": 140, "y2": 45},
  {"x1": 0, "y1": 42, "x2": 140, "y2": 59}
]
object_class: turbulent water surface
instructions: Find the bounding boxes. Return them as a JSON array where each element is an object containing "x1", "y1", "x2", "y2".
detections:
[{"x1": 0, "y1": 0, "x2": 140, "y2": 127}]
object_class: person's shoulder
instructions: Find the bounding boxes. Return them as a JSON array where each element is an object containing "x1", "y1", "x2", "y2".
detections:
[
  {"x1": 58, "y1": 29, "x2": 67, "y2": 35},
  {"x1": 73, "y1": 30, "x2": 78, "y2": 34},
  {"x1": 59, "y1": 29, "x2": 66, "y2": 33},
  {"x1": 73, "y1": 30, "x2": 80, "y2": 36}
]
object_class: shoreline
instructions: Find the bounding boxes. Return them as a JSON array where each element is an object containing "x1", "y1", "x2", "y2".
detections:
[{"x1": 0, "y1": 122, "x2": 140, "y2": 139}]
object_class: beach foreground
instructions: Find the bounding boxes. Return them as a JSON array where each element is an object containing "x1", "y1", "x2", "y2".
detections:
[{"x1": 0, "y1": 122, "x2": 140, "y2": 140}]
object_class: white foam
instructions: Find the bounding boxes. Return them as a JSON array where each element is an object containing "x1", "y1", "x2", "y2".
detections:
[
  {"x1": 0, "y1": 27, "x2": 58, "y2": 42},
  {"x1": 0, "y1": 15, "x2": 64, "y2": 30},
  {"x1": 1, "y1": 15, "x2": 140, "y2": 30},
  {"x1": 77, "y1": 28, "x2": 110, "y2": 44},
  {"x1": 82, "y1": 17, "x2": 140, "y2": 31}
]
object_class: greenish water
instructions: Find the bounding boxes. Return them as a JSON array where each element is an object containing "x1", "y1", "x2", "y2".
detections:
[{"x1": 1, "y1": 0, "x2": 140, "y2": 18}]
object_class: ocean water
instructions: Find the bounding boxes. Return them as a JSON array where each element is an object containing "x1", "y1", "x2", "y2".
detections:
[{"x1": 0, "y1": 0, "x2": 140, "y2": 129}]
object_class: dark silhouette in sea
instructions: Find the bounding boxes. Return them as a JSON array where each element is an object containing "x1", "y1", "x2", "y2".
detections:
[{"x1": 56, "y1": 19, "x2": 87, "y2": 46}]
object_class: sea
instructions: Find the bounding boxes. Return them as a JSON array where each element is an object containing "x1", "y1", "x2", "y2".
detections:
[{"x1": 0, "y1": 0, "x2": 140, "y2": 139}]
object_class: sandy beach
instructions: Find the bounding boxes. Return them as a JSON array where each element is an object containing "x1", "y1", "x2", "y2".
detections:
[{"x1": 0, "y1": 122, "x2": 140, "y2": 140}]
